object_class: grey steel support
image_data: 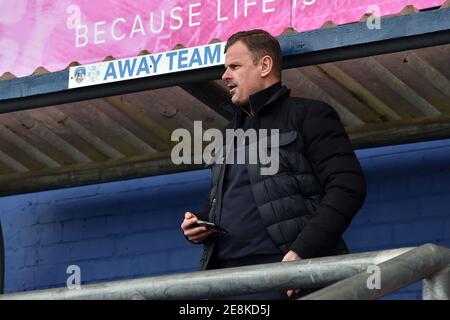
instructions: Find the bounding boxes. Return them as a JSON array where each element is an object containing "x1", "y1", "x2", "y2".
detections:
[
  {"x1": 301, "y1": 244, "x2": 450, "y2": 300},
  {"x1": 0, "y1": 247, "x2": 412, "y2": 300},
  {"x1": 423, "y1": 265, "x2": 450, "y2": 300}
]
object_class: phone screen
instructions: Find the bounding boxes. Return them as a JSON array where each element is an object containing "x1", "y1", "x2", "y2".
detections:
[{"x1": 193, "y1": 220, "x2": 228, "y2": 234}]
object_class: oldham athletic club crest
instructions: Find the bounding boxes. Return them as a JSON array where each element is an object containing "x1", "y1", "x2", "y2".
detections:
[{"x1": 74, "y1": 67, "x2": 86, "y2": 83}]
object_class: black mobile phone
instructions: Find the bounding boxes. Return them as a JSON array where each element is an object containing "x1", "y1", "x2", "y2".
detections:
[{"x1": 192, "y1": 220, "x2": 228, "y2": 234}]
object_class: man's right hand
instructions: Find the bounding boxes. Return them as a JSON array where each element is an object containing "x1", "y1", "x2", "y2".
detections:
[{"x1": 181, "y1": 212, "x2": 214, "y2": 243}]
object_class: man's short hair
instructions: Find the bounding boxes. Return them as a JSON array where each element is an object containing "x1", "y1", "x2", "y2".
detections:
[{"x1": 224, "y1": 29, "x2": 282, "y2": 78}]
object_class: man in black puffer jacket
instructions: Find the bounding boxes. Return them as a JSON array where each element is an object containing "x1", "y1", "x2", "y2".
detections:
[{"x1": 181, "y1": 29, "x2": 366, "y2": 299}]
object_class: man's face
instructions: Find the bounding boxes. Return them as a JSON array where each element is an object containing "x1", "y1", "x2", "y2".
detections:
[{"x1": 222, "y1": 41, "x2": 265, "y2": 107}]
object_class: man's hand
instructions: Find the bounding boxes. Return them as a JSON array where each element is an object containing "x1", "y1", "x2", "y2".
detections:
[
  {"x1": 282, "y1": 250, "x2": 302, "y2": 298},
  {"x1": 181, "y1": 212, "x2": 214, "y2": 243}
]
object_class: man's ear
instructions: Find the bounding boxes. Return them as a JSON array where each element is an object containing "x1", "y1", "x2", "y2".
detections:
[{"x1": 260, "y1": 55, "x2": 273, "y2": 78}]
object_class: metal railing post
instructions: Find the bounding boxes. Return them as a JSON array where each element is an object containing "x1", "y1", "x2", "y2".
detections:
[
  {"x1": 423, "y1": 265, "x2": 450, "y2": 300},
  {"x1": 0, "y1": 244, "x2": 448, "y2": 300},
  {"x1": 0, "y1": 247, "x2": 412, "y2": 300},
  {"x1": 301, "y1": 244, "x2": 450, "y2": 300}
]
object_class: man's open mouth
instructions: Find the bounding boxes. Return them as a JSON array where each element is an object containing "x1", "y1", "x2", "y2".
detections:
[{"x1": 228, "y1": 84, "x2": 237, "y2": 94}]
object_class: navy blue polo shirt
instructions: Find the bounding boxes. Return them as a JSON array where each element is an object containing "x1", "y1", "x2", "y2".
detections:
[{"x1": 212, "y1": 83, "x2": 282, "y2": 261}]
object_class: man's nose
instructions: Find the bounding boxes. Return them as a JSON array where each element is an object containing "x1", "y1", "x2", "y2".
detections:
[{"x1": 222, "y1": 68, "x2": 230, "y2": 81}]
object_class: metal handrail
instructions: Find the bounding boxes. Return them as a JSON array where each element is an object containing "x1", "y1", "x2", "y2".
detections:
[
  {"x1": 301, "y1": 243, "x2": 450, "y2": 300},
  {"x1": 0, "y1": 243, "x2": 448, "y2": 300}
]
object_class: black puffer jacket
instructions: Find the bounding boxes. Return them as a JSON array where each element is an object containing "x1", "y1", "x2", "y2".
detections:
[{"x1": 196, "y1": 84, "x2": 366, "y2": 270}]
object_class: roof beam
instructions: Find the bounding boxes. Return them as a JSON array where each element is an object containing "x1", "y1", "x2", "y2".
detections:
[
  {"x1": 0, "y1": 152, "x2": 203, "y2": 196},
  {"x1": 291, "y1": 68, "x2": 365, "y2": 126},
  {"x1": 317, "y1": 63, "x2": 402, "y2": 121},
  {"x1": 1, "y1": 115, "x2": 450, "y2": 195},
  {"x1": 7, "y1": 112, "x2": 94, "y2": 164},
  {"x1": 179, "y1": 81, "x2": 233, "y2": 119},
  {"x1": 103, "y1": 95, "x2": 173, "y2": 150},
  {"x1": 0, "y1": 123, "x2": 60, "y2": 168},
  {"x1": 348, "y1": 114, "x2": 450, "y2": 148},
  {"x1": 364, "y1": 57, "x2": 441, "y2": 116},
  {"x1": 405, "y1": 52, "x2": 450, "y2": 98},
  {"x1": 0, "y1": 149, "x2": 29, "y2": 173},
  {"x1": 42, "y1": 108, "x2": 125, "y2": 160},
  {"x1": 61, "y1": 102, "x2": 157, "y2": 155}
]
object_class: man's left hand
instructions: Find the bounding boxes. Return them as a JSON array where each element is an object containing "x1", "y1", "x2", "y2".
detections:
[{"x1": 282, "y1": 250, "x2": 302, "y2": 298}]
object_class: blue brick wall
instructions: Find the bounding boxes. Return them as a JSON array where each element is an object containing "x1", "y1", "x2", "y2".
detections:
[
  {"x1": 346, "y1": 139, "x2": 450, "y2": 299},
  {"x1": 0, "y1": 138, "x2": 449, "y2": 299},
  {"x1": 0, "y1": 171, "x2": 210, "y2": 292}
]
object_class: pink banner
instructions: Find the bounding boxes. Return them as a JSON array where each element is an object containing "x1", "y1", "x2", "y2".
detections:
[{"x1": 0, "y1": 0, "x2": 445, "y2": 77}]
